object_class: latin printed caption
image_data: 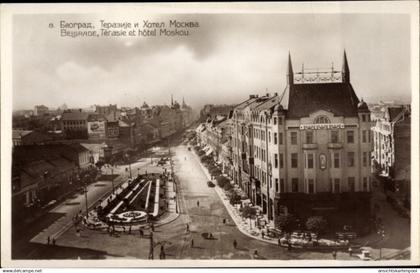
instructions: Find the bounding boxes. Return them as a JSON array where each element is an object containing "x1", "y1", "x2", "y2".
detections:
[{"x1": 50, "y1": 20, "x2": 200, "y2": 38}]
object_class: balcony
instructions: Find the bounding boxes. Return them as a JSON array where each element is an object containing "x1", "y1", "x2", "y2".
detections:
[
  {"x1": 302, "y1": 143, "x2": 318, "y2": 150},
  {"x1": 327, "y1": 143, "x2": 343, "y2": 149}
]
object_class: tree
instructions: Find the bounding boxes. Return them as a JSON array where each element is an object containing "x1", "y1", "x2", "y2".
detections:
[
  {"x1": 275, "y1": 214, "x2": 296, "y2": 232},
  {"x1": 229, "y1": 192, "x2": 241, "y2": 205},
  {"x1": 241, "y1": 206, "x2": 257, "y2": 219},
  {"x1": 305, "y1": 216, "x2": 328, "y2": 234},
  {"x1": 223, "y1": 182, "x2": 233, "y2": 191},
  {"x1": 216, "y1": 176, "x2": 229, "y2": 188}
]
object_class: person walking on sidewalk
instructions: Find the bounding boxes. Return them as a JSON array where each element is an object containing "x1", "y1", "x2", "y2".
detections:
[
  {"x1": 233, "y1": 239, "x2": 237, "y2": 249},
  {"x1": 197, "y1": 200, "x2": 200, "y2": 207},
  {"x1": 191, "y1": 239, "x2": 194, "y2": 248},
  {"x1": 47, "y1": 236, "x2": 50, "y2": 245},
  {"x1": 332, "y1": 250, "x2": 337, "y2": 260},
  {"x1": 278, "y1": 238, "x2": 281, "y2": 247}
]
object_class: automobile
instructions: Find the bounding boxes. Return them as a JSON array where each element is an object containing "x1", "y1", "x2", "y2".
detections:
[
  {"x1": 357, "y1": 249, "x2": 373, "y2": 261},
  {"x1": 207, "y1": 181, "x2": 215, "y2": 188}
]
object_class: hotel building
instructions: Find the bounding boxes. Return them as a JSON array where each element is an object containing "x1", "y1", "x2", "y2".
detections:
[{"x1": 232, "y1": 52, "x2": 374, "y2": 226}]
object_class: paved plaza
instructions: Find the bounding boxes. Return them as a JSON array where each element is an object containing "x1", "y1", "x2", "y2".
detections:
[{"x1": 14, "y1": 143, "x2": 410, "y2": 261}]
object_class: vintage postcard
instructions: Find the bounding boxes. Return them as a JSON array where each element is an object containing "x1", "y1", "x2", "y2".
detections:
[{"x1": 1, "y1": 2, "x2": 419, "y2": 268}]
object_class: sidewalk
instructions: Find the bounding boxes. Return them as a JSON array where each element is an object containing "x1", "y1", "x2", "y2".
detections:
[
  {"x1": 30, "y1": 171, "x2": 128, "y2": 244},
  {"x1": 191, "y1": 150, "x2": 279, "y2": 245}
]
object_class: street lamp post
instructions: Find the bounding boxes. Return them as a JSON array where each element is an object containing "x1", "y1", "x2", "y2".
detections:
[
  {"x1": 111, "y1": 168, "x2": 115, "y2": 194},
  {"x1": 378, "y1": 229, "x2": 386, "y2": 260},
  {"x1": 83, "y1": 176, "x2": 89, "y2": 217}
]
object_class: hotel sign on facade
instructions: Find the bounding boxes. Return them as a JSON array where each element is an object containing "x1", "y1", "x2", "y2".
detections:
[{"x1": 299, "y1": 123, "x2": 345, "y2": 130}]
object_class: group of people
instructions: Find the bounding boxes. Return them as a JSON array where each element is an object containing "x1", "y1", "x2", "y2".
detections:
[{"x1": 47, "y1": 236, "x2": 56, "y2": 246}]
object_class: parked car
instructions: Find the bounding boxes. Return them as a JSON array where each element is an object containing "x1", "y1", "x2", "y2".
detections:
[
  {"x1": 357, "y1": 249, "x2": 373, "y2": 261},
  {"x1": 207, "y1": 181, "x2": 215, "y2": 188}
]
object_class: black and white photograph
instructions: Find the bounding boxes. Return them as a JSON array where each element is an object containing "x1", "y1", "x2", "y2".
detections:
[{"x1": 1, "y1": 2, "x2": 419, "y2": 268}]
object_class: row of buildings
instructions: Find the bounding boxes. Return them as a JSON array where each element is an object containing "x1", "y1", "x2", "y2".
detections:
[
  {"x1": 196, "y1": 52, "x2": 411, "y2": 229},
  {"x1": 12, "y1": 98, "x2": 195, "y2": 219}
]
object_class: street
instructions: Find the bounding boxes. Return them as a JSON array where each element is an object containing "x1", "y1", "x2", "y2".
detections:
[{"x1": 17, "y1": 143, "x2": 405, "y2": 261}]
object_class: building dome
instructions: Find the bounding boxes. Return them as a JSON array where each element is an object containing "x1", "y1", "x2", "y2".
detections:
[
  {"x1": 274, "y1": 104, "x2": 283, "y2": 112},
  {"x1": 357, "y1": 99, "x2": 368, "y2": 111}
]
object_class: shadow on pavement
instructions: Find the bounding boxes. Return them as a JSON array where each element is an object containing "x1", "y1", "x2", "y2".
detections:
[
  {"x1": 12, "y1": 212, "x2": 66, "y2": 259},
  {"x1": 24, "y1": 243, "x2": 113, "y2": 259}
]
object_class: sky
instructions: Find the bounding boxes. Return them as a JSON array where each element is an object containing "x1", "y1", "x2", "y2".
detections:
[{"x1": 12, "y1": 13, "x2": 412, "y2": 111}]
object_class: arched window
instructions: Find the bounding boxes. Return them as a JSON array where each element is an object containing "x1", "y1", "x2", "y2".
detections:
[{"x1": 314, "y1": 116, "x2": 330, "y2": 124}]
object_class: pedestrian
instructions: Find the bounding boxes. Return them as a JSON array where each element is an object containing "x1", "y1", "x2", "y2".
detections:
[
  {"x1": 122, "y1": 225, "x2": 126, "y2": 233},
  {"x1": 287, "y1": 240, "x2": 292, "y2": 251},
  {"x1": 197, "y1": 200, "x2": 200, "y2": 207},
  {"x1": 233, "y1": 239, "x2": 237, "y2": 249},
  {"x1": 186, "y1": 223, "x2": 190, "y2": 232},
  {"x1": 47, "y1": 236, "x2": 50, "y2": 245},
  {"x1": 223, "y1": 218, "x2": 226, "y2": 224},
  {"x1": 278, "y1": 238, "x2": 281, "y2": 247},
  {"x1": 191, "y1": 239, "x2": 194, "y2": 248},
  {"x1": 140, "y1": 229, "x2": 144, "y2": 237},
  {"x1": 261, "y1": 231, "x2": 265, "y2": 239},
  {"x1": 332, "y1": 251, "x2": 337, "y2": 260},
  {"x1": 151, "y1": 223, "x2": 155, "y2": 232},
  {"x1": 52, "y1": 237, "x2": 56, "y2": 246},
  {"x1": 129, "y1": 225, "x2": 132, "y2": 234},
  {"x1": 348, "y1": 247, "x2": 353, "y2": 257},
  {"x1": 254, "y1": 250, "x2": 258, "y2": 257}
]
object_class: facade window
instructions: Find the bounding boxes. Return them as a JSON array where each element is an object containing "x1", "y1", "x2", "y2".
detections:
[
  {"x1": 279, "y1": 132, "x2": 283, "y2": 145},
  {"x1": 368, "y1": 130, "x2": 371, "y2": 143},
  {"x1": 347, "y1": 152, "x2": 355, "y2": 167},
  {"x1": 347, "y1": 130, "x2": 354, "y2": 143},
  {"x1": 291, "y1": 132, "x2": 297, "y2": 145},
  {"x1": 268, "y1": 131, "x2": 271, "y2": 143},
  {"x1": 274, "y1": 154, "x2": 278, "y2": 168},
  {"x1": 291, "y1": 153, "x2": 298, "y2": 168},
  {"x1": 292, "y1": 178, "x2": 299, "y2": 192},
  {"x1": 333, "y1": 152, "x2": 340, "y2": 168},
  {"x1": 362, "y1": 152, "x2": 368, "y2": 167},
  {"x1": 334, "y1": 178, "x2": 340, "y2": 193},
  {"x1": 274, "y1": 117, "x2": 277, "y2": 125},
  {"x1": 362, "y1": 114, "x2": 366, "y2": 122},
  {"x1": 279, "y1": 117, "x2": 283, "y2": 125},
  {"x1": 348, "y1": 177, "x2": 355, "y2": 192},
  {"x1": 279, "y1": 153, "x2": 284, "y2": 168},
  {"x1": 270, "y1": 177, "x2": 272, "y2": 188},
  {"x1": 280, "y1": 178, "x2": 285, "y2": 192},
  {"x1": 274, "y1": 133, "x2": 278, "y2": 145},
  {"x1": 308, "y1": 179, "x2": 315, "y2": 194},
  {"x1": 331, "y1": 130, "x2": 339, "y2": 143},
  {"x1": 275, "y1": 178, "x2": 279, "y2": 192},
  {"x1": 315, "y1": 116, "x2": 330, "y2": 124},
  {"x1": 363, "y1": 177, "x2": 368, "y2": 191},
  {"x1": 307, "y1": 153, "x2": 314, "y2": 169},
  {"x1": 362, "y1": 130, "x2": 368, "y2": 143},
  {"x1": 306, "y1": 131, "x2": 314, "y2": 144}
]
